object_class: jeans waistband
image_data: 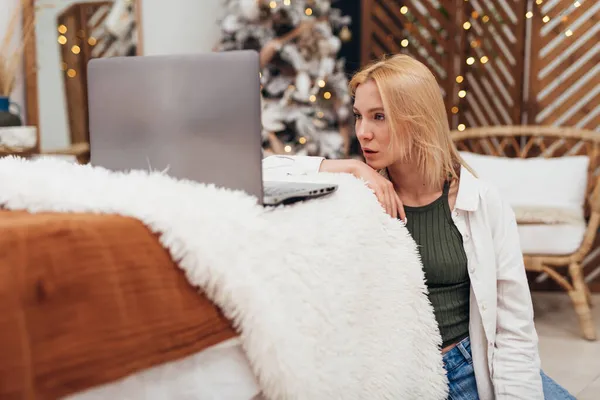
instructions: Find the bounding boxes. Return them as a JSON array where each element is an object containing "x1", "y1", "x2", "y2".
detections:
[{"x1": 442, "y1": 336, "x2": 472, "y2": 372}]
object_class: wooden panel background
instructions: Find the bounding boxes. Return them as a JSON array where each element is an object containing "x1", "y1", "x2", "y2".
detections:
[
  {"x1": 528, "y1": 0, "x2": 600, "y2": 130},
  {"x1": 361, "y1": 0, "x2": 599, "y2": 131}
]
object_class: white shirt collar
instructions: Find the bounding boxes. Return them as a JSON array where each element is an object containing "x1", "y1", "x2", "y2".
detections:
[{"x1": 455, "y1": 165, "x2": 480, "y2": 212}]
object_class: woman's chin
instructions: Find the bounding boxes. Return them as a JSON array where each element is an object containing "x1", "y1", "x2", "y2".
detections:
[{"x1": 365, "y1": 159, "x2": 385, "y2": 170}]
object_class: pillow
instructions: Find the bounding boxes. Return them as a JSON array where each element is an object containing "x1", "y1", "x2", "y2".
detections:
[{"x1": 459, "y1": 151, "x2": 590, "y2": 225}]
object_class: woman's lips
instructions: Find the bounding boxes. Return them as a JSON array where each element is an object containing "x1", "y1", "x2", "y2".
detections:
[{"x1": 363, "y1": 148, "x2": 378, "y2": 157}]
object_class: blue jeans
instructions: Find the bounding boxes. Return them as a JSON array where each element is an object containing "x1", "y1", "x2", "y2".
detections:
[{"x1": 443, "y1": 337, "x2": 575, "y2": 399}]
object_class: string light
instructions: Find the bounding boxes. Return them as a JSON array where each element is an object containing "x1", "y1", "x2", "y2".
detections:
[
  {"x1": 323, "y1": 91, "x2": 332, "y2": 100},
  {"x1": 318, "y1": 80, "x2": 326, "y2": 88},
  {"x1": 458, "y1": 124, "x2": 466, "y2": 131},
  {"x1": 269, "y1": 1, "x2": 277, "y2": 9},
  {"x1": 471, "y1": 11, "x2": 479, "y2": 18},
  {"x1": 466, "y1": 57, "x2": 475, "y2": 65},
  {"x1": 574, "y1": 1, "x2": 581, "y2": 7},
  {"x1": 525, "y1": 11, "x2": 533, "y2": 18},
  {"x1": 305, "y1": 7, "x2": 313, "y2": 15},
  {"x1": 452, "y1": 107, "x2": 459, "y2": 114},
  {"x1": 67, "y1": 69, "x2": 77, "y2": 78},
  {"x1": 565, "y1": 29, "x2": 573, "y2": 37},
  {"x1": 284, "y1": 145, "x2": 292, "y2": 152},
  {"x1": 481, "y1": 15, "x2": 490, "y2": 23},
  {"x1": 317, "y1": 111, "x2": 324, "y2": 118},
  {"x1": 299, "y1": 137, "x2": 307, "y2": 144},
  {"x1": 463, "y1": 21, "x2": 472, "y2": 30},
  {"x1": 543, "y1": 15, "x2": 550, "y2": 23},
  {"x1": 283, "y1": 0, "x2": 291, "y2": 5},
  {"x1": 309, "y1": 95, "x2": 317, "y2": 102},
  {"x1": 58, "y1": 25, "x2": 67, "y2": 34},
  {"x1": 58, "y1": 35, "x2": 67, "y2": 44},
  {"x1": 458, "y1": 90, "x2": 467, "y2": 98},
  {"x1": 88, "y1": 37, "x2": 97, "y2": 46},
  {"x1": 71, "y1": 45, "x2": 81, "y2": 54},
  {"x1": 480, "y1": 55, "x2": 489, "y2": 64},
  {"x1": 400, "y1": 6, "x2": 408, "y2": 14},
  {"x1": 401, "y1": 39, "x2": 409, "y2": 47},
  {"x1": 456, "y1": 75, "x2": 464, "y2": 83},
  {"x1": 536, "y1": 0, "x2": 543, "y2": 4},
  {"x1": 60, "y1": 62, "x2": 67, "y2": 71},
  {"x1": 470, "y1": 40, "x2": 480, "y2": 48}
]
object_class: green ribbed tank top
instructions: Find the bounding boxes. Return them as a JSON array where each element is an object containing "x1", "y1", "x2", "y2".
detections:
[{"x1": 403, "y1": 180, "x2": 470, "y2": 349}]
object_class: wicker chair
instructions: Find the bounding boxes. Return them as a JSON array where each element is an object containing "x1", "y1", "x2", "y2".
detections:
[{"x1": 451, "y1": 125, "x2": 599, "y2": 341}]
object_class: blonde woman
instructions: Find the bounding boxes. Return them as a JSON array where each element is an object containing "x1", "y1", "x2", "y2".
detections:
[{"x1": 264, "y1": 55, "x2": 573, "y2": 399}]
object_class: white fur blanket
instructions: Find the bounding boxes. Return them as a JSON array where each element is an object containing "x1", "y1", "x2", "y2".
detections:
[{"x1": 0, "y1": 156, "x2": 447, "y2": 400}]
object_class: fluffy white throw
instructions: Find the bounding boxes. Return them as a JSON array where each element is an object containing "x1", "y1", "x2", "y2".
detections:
[{"x1": 0, "y1": 156, "x2": 447, "y2": 400}]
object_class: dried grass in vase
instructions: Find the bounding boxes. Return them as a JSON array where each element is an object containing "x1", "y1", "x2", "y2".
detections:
[{"x1": 0, "y1": 0, "x2": 35, "y2": 97}]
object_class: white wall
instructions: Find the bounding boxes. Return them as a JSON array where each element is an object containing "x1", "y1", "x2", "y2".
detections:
[
  {"x1": 141, "y1": 0, "x2": 223, "y2": 56},
  {"x1": 0, "y1": 0, "x2": 224, "y2": 149}
]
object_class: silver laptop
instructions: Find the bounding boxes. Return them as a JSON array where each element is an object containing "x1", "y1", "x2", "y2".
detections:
[{"x1": 87, "y1": 50, "x2": 337, "y2": 206}]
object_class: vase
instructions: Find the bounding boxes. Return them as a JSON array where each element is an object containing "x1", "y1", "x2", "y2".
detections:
[{"x1": 0, "y1": 96, "x2": 23, "y2": 127}]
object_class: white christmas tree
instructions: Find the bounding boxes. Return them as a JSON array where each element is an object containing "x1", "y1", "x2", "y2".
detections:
[{"x1": 215, "y1": 0, "x2": 353, "y2": 158}]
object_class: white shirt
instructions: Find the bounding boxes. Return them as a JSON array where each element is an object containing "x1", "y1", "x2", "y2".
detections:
[{"x1": 263, "y1": 155, "x2": 544, "y2": 400}]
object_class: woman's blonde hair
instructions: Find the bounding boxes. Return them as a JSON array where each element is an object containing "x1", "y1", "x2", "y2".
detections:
[{"x1": 349, "y1": 54, "x2": 474, "y2": 189}]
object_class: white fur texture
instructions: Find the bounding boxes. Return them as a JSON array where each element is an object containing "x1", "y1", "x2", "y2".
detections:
[{"x1": 0, "y1": 156, "x2": 447, "y2": 400}]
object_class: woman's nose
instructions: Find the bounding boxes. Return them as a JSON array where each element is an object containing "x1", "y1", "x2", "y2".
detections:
[{"x1": 356, "y1": 122, "x2": 374, "y2": 141}]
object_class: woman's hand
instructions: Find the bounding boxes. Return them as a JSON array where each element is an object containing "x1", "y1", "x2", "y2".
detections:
[{"x1": 320, "y1": 159, "x2": 406, "y2": 221}]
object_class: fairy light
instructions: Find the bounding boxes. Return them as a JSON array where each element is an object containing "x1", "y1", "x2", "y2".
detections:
[
  {"x1": 565, "y1": 29, "x2": 573, "y2": 37},
  {"x1": 88, "y1": 37, "x2": 97, "y2": 45},
  {"x1": 318, "y1": 80, "x2": 326, "y2": 88},
  {"x1": 58, "y1": 25, "x2": 67, "y2": 34},
  {"x1": 463, "y1": 21, "x2": 472, "y2": 30},
  {"x1": 458, "y1": 90, "x2": 467, "y2": 98},
  {"x1": 401, "y1": 39, "x2": 409, "y2": 47},
  {"x1": 67, "y1": 69, "x2": 77, "y2": 78},
  {"x1": 451, "y1": 107, "x2": 459, "y2": 114},
  {"x1": 480, "y1": 55, "x2": 489, "y2": 64},
  {"x1": 458, "y1": 124, "x2": 466, "y2": 131},
  {"x1": 481, "y1": 15, "x2": 489, "y2": 23},
  {"x1": 284, "y1": 145, "x2": 292, "y2": 152},
  {"x1": 456, "y1": 75, "x2": 464, "y2": 83},
  {"x1": 299, "y1": 137, "x2": 307, "y2": 144},
  {"x1": 471, "y1": 11, "x2": 479, "y2": 18},
  {"x1": 71, "y1": 45, "x2": 81, "y2": 54},
  {"x1": 317, "y1": 111, "x2": 324, "y2": 118},
  {"x1": 543, "y1": 15, "x2": 550, "y2": 23},
  {"x1": 309, "y1": 95, "x2": 317, "y2": 102},
  {"x1": 574, "y1": 1, "x2": 581, "y2": 7},
  {"x1": 305, "y1": 7, "x2": 313, "y2": 15},
  {"x1": 58, "y1": 35, "x2": 67, "y2": 45},
  {"x1": 536, "y1": 0, "x2": 543, "y2": 4},
  {"x1": 466, "y1": 57, "x2": 475, "y2": 65},
  {"x1": 525, "y1": 11, "x2": 533, "y2": 18},
  {"x1": 400, "y1": 6, "x2": 408, "y2": 14},
  {"x1": 269, "y1": 1, "x2": 277, "y2": 9},
  {"x1": 323, "y1": 91, "x2": 332, "y2": 100},
  {"x1": 470, "y1": 40, "x2": 479, "y2": 48},
  {"x1": 283, "y1": 0, "x2": 291, "y2": 5}
]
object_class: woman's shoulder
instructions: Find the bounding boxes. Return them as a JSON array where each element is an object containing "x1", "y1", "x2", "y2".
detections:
[{"x1": 458, "y1": 166, "x2": 512, "y2": 217}]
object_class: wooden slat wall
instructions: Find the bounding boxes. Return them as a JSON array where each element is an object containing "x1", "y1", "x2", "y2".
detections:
[
  {"x1": 361, "y1": 0, "x2": 599, "y2": 131},
  {"x1": 527, "y1": 0, "x2": 600, "y2": 130}
]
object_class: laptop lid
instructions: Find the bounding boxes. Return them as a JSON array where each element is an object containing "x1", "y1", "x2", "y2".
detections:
[{"x1": 87, "y1": 50, "x2": 264, "y2": 202}]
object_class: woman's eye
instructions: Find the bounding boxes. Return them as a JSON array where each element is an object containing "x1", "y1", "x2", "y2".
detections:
[
  {"x1": 353, "y1": 113, "x2": 362, "y2": 120},
  {"x1": 374, "y1": 113, "x2": 385, "y2": 121}
]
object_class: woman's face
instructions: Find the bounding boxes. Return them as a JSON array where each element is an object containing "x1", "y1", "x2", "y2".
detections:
[{"x1": 353, "y1": 80, "x2": 395, "y2": 170}]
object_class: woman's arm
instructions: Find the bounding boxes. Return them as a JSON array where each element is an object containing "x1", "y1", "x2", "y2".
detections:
[
  {"x1": 262, "y1": 155, "x2": 405, "y2": 219},
  {"x1": 487, "y1": 187, "x2": 543, "y2": 399}
]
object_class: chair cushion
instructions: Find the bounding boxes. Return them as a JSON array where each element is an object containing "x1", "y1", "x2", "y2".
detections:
[
  {"x1": 517, "y1": 221, "x2": 587, "y2": 255},
  {"x1": 459, "y1": 151, "x2": 589, "y2": 224}
]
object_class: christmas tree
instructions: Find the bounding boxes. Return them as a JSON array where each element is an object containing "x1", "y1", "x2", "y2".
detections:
[{"x1": 214, "y1": 0, "x2": 353, "y2": 158}]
